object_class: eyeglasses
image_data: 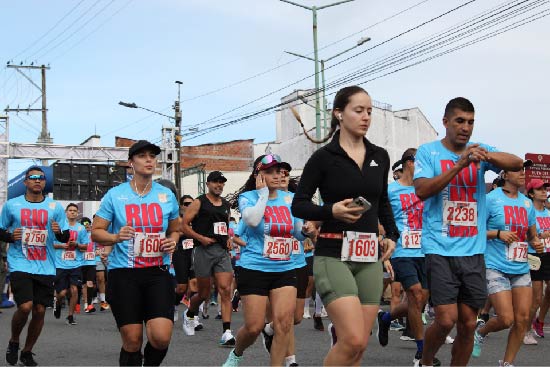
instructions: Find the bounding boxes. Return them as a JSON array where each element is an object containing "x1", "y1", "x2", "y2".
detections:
[
  {"x1": 182, "y1": 201, "x2": 193, "y2": 207},
  {"x1": 26, "y1": 175, "x2": 46, "y2": 181},
  {"x1": 402, "y1": 155, "x2": 415, "y2": 163},
  {"x1": 82, "y1": 222, "x2": 91, "y2": 226}
]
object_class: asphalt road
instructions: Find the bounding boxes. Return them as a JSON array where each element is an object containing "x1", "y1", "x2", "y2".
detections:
[{"x1": 0, "y1": 303, "x2": 549, "y2": 366}]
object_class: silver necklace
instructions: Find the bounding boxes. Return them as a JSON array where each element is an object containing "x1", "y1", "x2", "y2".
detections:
[{"x1": 133, "y1": 179, "x2": 151, "y2": 197}]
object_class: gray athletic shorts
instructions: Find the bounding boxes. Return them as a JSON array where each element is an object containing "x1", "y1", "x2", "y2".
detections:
[
  {"x1": 96, "y1": 260, "x2": 106, "y2": 272},
  {"x1": 192, "y1": 244, "x2": 233, "y2": 278}
]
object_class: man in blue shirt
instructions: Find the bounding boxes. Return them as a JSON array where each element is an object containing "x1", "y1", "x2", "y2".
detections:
[
  {"x1": 413, "y1": 98, "x2": 523, "y2": 367},
  {"x1": 0, "y1": 166, "x2": 69, "y2": 366}
]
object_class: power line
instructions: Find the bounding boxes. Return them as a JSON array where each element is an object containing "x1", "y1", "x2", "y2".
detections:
[
  {"x1": 185, "y1": 0, "x2": 478, "y2": 132},
  {"x1": 34, "y1": 0, "x2": 117, "y2": 61},
  {"x1": 179, "y1": 0, "x2": 433, "y2": 104},
  {"x1": 9, "y1": 0, "x2": 87, "y2": 61},
  {"x1": 50, "y1": 0, "x2": 134, "y2": 62},
  {"x1": 181, "y1": 0, "x2": 548, "y2": 142},
  {"x1": 25, "y1": 0, "x2": 103, "y2": 61}
]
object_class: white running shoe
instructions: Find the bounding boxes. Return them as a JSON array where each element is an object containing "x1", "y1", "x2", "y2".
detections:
[
  {"x1": 523, "y1": 330, "x2": 538, "y2": 345},
  {"x1": 320, "y1": 306, "x2": 328, "y2": 318},
  {"x1": 182, "y1": 312, "x2": 196, "y2": 336},
  {"x1": 220, "y1": 329, "x2": 236, "y2": 347},
  {"x1": 303, "y1": 308, "x2": 311, "y2": 319},
  {"x1": 445, "y1": 335, "x2": 455, "y2": 344}
]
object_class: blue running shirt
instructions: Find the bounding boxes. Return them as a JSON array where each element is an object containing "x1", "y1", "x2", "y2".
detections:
[
  {"x1": 485, "y1": 188, "x2": 536, "y2": 274},
  {"x1": 237, "y1": 189, "x2": 304, "y2": 272},
  {"x1": 0, "y1": 195, "x2": 68, "y2": 275},
  {"x1": 414, "y1": 141, "x2": 500, "y2": 256},
  {"x1": 95, "y1": 182, "x2": 179, "y2": 269},
  {"x1": 388, "y1": 181, "x2": 424, "y2": 258},
  {"x1": 533, "y1": 207, "x2": 550, "y2": 254},
  {"x1": 54, "y1": 223, "x2": 89, "y2": 269}
]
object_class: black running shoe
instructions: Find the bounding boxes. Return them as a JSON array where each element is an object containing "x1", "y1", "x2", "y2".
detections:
[
  {"x1": 261, "y1": 325, "x2": 273, "y2": 354},
  {"x1": 5, "y1": 341, "x2": 19, "y2": 366},
  {"x1": 377, "y1": 310, "x2": 390, "y2": 347},
  {"x1": 66, "y1": 315, "x2": 77, "y2": 325},
  {"x1": 19, "y1": 351, "x2": 38, "y2": 367},
  {"x1": 414, "y1": 351, "x2": 441, "y2": 367},
  {"x1": 53, "y1": 301, "x2": 61, "y2": 319},
  {"x1": 313, "y1": 315, "x2": 324, "y2": 331}
]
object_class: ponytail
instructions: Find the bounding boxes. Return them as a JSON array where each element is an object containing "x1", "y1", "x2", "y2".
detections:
[{"x1": 290, "y1": 106, "x2": 338, "y2": 144}]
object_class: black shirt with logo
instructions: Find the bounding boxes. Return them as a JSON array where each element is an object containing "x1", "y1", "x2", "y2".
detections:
[{"x1": 191, "y1": 194, "x2": 230, "y2": 248}]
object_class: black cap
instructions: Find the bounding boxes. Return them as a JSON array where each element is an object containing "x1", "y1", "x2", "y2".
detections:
[
  {"x1": 280, "y1": 162, "x2": 292, "y2": 171},
  {"x1": 207, "y1": 171, "x2": 227, "y2": 182},
  {"x1": 128, "y1": 140, "x2": 161, "y2": 159}
]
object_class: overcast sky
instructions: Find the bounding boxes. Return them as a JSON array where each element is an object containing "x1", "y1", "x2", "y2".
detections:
[{"x1": 2, "y1": 0, "x2": 549, "y2": 179}]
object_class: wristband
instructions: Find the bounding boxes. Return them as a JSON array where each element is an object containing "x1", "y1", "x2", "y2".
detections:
[{"x1": 497, "y1": 230, "x2": 501, "y2": 240}]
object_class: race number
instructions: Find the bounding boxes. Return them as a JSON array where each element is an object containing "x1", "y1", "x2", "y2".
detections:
[
  {"x1": 213, "y1": 222, "x2": 228, "y2": 236},
  {"x1": 182, "y1": 239, "x2": 194, "y2": 250},
  {"x1": 62, "y1": 250, "x2": 77, "y2": 261},
  {"x1": 134, "y1": 232, "x2": 165, "y2": 258},
  {"x1": 507, "y1": 241, "x2": 528, "y2": 263},
  {"x1": 341, "y1": 232, "x2": 378, "y2": 263},
  {"x1": 22, "y1": 228, "x2": 47, "y2": 247},
  {"x1": 443, "y1": 201, "x2": 477, "y2": 227},
  {"x1": 263, "y1": 236, "x2": 291, "y2": 261},
  {"x1": 401, "y1": 230, "x2": 422, "y2": 249},
  {"x1": 84, "y1": 252, "x2": 95, "y2": 261}
]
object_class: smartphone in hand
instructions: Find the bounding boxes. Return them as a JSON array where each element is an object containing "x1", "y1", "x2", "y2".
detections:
[{"x1": 347, "y1": 196, "x2": 372, "y2": 214}]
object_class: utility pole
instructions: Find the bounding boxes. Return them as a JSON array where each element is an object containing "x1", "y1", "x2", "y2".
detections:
[
  {"x1": 174, "y1": 81, "x2": 182, "y2": 199},
  {"x1": 5, "y1": 64, "x2": 52, "y2": 145},
  {"x1": 280, "y1": 0, "x2": 354, "y2": 141}
]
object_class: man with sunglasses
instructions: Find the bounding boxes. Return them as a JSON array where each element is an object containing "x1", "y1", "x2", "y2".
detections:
[
  {"x1": 0, "y1": 166, "x2": 70, "y2": 366},
  {"x1": 181, "y1": 171, "x2": 235, "y2": 347}
]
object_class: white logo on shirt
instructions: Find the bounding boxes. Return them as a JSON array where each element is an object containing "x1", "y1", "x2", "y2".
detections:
[{"x1": 370, "y1": 161, "x2": 378, "y2": 167}]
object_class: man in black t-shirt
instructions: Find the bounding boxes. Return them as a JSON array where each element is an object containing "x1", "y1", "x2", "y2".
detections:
[{"x1": 181, "y1": 171, "x2": 235, "y2": 347}]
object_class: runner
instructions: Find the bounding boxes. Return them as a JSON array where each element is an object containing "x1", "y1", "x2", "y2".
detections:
[
  {"x1": 292, "y1": 86, "x2": 398, "y2": 366},
  {"x1": 91, "y1": 140, "x2": 179, "y2": 366},
  {"x1": 52, "y1": 203, "x2": 89, "y2": 325},
  {"x1": 413, "y1": 97, "x2": 524, "y2": 366},
  {"x1": 172, "y1": 194, "x2": 203, "y2": 329},
  {"x1": 378, "y1": 148, "x2": 436, "y2": 366},
  {"x1": 94, "y1": 214, "x2": 110, "y2": 312},
  {"x1": 260, "y1": 160, "x2": 309, "y2": 367},
  {"x1": 525, "y1": 178, "x2": 550, "y2": 343},
  {"x1": 222, "y1": 154, "x2": 305, "y2": 367},
  {"x1": 0, "y1": 166, "x2": 70, "y2": 366},
  {"x1": 471, "y1": 166, "x2": 542, "y2": 365},
  {"x1": 79, "y1": 217, "x2": 98, "y2": 314},
  {"x1": 181, "y1": 171, "x2": 235, "y2": 346}
]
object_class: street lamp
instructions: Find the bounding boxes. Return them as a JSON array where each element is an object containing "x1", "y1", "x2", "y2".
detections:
[
  {"x1": 285, "y1": 36, "x2": 371, "y2": 135},
  {"x1": 280, "y1": 0, "x2": 355, "y2": 141},
  {"x1": 118, "y1": 82, "x2": 183, "y2": 198}
]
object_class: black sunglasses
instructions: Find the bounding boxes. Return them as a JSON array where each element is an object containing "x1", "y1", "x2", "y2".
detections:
[
  {"x1": 182, "y1": 202, "x2": 193, "y2": 207},
  {"x1": 26, "y1": 174, "x2": 46, "y2": 181}
]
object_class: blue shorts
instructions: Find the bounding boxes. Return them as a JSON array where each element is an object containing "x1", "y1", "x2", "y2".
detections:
[
  {"x1": 390, "y1": 257, "x2": 427, "y2": 290},
  {"x1": 486, "y1": 268, "x2": 531, "y2": 295}
]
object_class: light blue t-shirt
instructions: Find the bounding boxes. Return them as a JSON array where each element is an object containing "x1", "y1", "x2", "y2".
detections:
[
  {"x1": 0, "y1": 195, "x2": 68, "y2": 276},
  {"x1": 485, "y1": 188, "x2": 536, "y2": 274},
  {"x1": 237, "y1": 189, "x2": 305, "y2": 272},
  {"x1": 95, "y1": 182, "x2": 179, "y2": 270},
  {"x1": 388, "y1": 181, "x2": 424, "y2": 258},
  {"x1": 54, "y1": 223, "x2": 89, "y2": 269},
  {"x1": 414, "y1": 140, "x2": 500, "y2": 256},
  {"x1": 533, "y1": 207, "x2": 550, "y2": 254}
]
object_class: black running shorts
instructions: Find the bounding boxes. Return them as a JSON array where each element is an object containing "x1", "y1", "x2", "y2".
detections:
[
  {"x1": 10, "y1": 271, "x2": 54, "y2": 307},
  {"x1": 107, "y1": 267, "x2": 175, "y2": 328}
]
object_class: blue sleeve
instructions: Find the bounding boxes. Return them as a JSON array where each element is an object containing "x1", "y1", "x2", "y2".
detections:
[
  {"x1": 413, "y1": 144, "x2": 434, "y2": 180},
  {"x1": 79, "y1": 227, "x2": 90, "y2": 244},
  {"x1": 528, "y1": 205, "x2": 537, "y2": 228},
  {"x1": 235, "y1": 220, "x2": 246, "y2": 237},
  {"x1": 0, "y1": 201, "x2": 12, "y2": 230},
  {"x1": 292, "y1": 218, "x2": 306, "y2": 241},
  {"x1": 96, "y1": 190, "x2": 114, "y2": 222},
  {"x1": 481, "y1": 143, "x2": 501, "y2": 174},
  {"x1": 55, "y1": 203, "x2": 69, "y2": 230}
]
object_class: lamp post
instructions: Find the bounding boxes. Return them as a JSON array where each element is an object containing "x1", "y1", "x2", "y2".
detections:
[
  {"x1": 280, "y1": 0, "x2": 355, "y2": 141},
  {"x1": 285, "y1": 36, "x2": 371, "y2": 135},
  {"x1": 119, "y1": 81, "x2": 183, "y2": 198}
]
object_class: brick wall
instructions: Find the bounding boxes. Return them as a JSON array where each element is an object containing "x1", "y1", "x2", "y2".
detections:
[{"x1": 181, "y1": 139, "x2": 254, "y2": 172}]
